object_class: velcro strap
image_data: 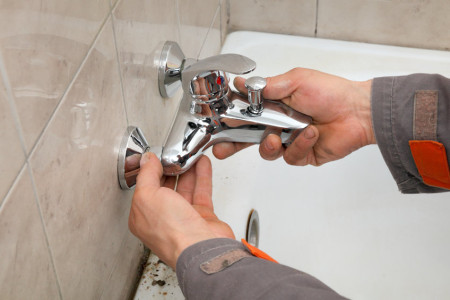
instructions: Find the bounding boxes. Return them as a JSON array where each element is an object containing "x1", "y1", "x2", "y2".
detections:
[
  {"x1": 413, "y1": 90, "x2": 438, "y2": 140},
  {"x1": 200, "y1": 249, "x2": 251, "y2": 274},
  {"x1": 409, "y1": 141, "x2": 450, "y2": 190},
  {"x1": 409, "y1": 90, "x2": 450, "y2": 190}
]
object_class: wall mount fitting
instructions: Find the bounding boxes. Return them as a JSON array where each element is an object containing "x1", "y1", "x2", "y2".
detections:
[
  {"x1": 117, "y1": 126, "x2": 149, "y2": 190},
  {"x1": 158, "y1": 41, "x2": 185, "y2": 98}
]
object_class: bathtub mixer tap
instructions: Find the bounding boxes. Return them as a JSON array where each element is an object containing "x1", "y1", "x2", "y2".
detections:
[{"x1": 118, "y1": 41, "x2": 312, "y2": 189}]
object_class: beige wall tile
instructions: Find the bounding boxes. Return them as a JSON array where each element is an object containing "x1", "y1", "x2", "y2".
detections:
[
  {"x1": 0, "y1": 167, "x2": 60, "y2": 299},
  {"x1": 29, "y1": 18, "x2": 134, "y2": 299},
  {"x1": 0, "y1": 73, "x2": 25, "y2": 201},
  {"x1": 198, "y1": 5, "x2": 222, "y2": 59},
  {"x1": 220, "y1": 0, "x2": 230, "y2": 45},
  {"x1": 112, "y1": 0, "x2": 181, "y2": 146},
  {"x1": 100, "y1": 233, "x2": 145, "y2": 300},
  {"x1": 0, "y1": 0, "x2": 111, "y2": 152},
  {"x1": 179, "y1": 0, "x2": 221, "y2": 59},
  {"x1": 229, "y1": 0, "x2": 317, "y2": 37},
  {"x1": 318, "y1": 0, "x2": 450, "y2": 50}
]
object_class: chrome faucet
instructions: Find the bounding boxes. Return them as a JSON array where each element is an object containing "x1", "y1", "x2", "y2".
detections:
[{"x1": 117, "y1": 41, "x2": 311, "y2": 189}]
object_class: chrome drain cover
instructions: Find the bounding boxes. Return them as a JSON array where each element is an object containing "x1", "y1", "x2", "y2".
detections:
[{"x1": 246, "y1": 210, "x2": 260, "y2": 248}]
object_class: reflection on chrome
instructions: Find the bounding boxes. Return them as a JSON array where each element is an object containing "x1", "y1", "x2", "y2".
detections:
[
  {"x1": 159, "y1": 41, "x2": 311, "y2": 176},
  {"x1": 118, "y1": 41, "x2": 311, "y2": 189}
]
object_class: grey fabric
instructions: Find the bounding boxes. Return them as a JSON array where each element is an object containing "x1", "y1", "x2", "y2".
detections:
[
  {"x1": 174, "y1": 74, "x2": 450, "y2": 300},
  {"x1": 176, "y1": 238, "x2": 347, "y2": 300},
  {"x1": 371, "y1": 74, "x2": 450, "y2": 193}
]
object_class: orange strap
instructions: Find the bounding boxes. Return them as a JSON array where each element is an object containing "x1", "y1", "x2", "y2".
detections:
[
  {"x1": 241, "y1": 239, "x2": 278, "y2": 263},
  {"x1": 409, "y1": 140, "x2": 450, "y2": 190}
]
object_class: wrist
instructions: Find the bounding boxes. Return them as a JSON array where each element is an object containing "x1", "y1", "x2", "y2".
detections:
[
  {"x1": 171, "y1": 231, "x2": 218, "y2": 270},
  {"x1": 354, "y1": 79, "x2": 376, "y2": 146}
]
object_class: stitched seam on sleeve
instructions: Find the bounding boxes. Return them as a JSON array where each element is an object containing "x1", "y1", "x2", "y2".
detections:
[{"x1": 389, "y1": 77, "x2": 413, "y2": 187}]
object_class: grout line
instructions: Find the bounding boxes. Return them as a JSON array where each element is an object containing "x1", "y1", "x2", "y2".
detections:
[
  {"x1": 26, "y1": 161, "x2": 64, "y2": 300},
  {"x1": 98, "y1": 230, "x2": 133, "y2": 299},
  {"x1": 0, "y1": 49, "x2": 28, "y2": 157},
  {"x1": 197, "y1": 5, "x2": 220, "y2": 59},
  {"x1": 175, "y1": 0, "x2": 182, "y2": 45},
  {"x1": 0, "y1": 48, "x2": 29, "y2": 208},
  {"x1": 315, "y1": 0, "x2": 319, "y2": 37},
  {"x1": 0, "y1": 163, "x2": 27, "y2": 211},
  {"x1": 110, "y1": 0, "x2": 130, "y2": 127},
  {"x1": 26, "y1": 10, "x2": 114, "y2": 162},
  {"x1": 21, "y1": 8, "x2": 116, "y2": 300},
  {"x1": 219, "y1": 0, "x2": 228, "y2": 46}
]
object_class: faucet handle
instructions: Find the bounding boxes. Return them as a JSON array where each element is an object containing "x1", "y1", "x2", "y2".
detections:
[
  {"x1": 245, "y1": 76, "x2": 266, "y2": 114},
  {"x1": 182, "y1": 54, "x2": 256, "y2": 98}
]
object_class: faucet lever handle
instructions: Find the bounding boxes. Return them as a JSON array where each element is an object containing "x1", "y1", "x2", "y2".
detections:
[
  {"x1": 245, "y1": 76, "x2": 266, "y2": 114},
  {"x1": 182, "y1": 54, "x2": 256, "y2": 94}
]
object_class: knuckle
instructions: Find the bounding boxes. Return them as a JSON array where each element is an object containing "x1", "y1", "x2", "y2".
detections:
[
  {"x1": 132, "y1": 189, "x2": 146, "y2": 205},
  {"x1": 283, "y1": 153, "x2": 298, "y2": 166},
  {"x1": 284, "y1": 151, "x2": 308, "y2": 166}
]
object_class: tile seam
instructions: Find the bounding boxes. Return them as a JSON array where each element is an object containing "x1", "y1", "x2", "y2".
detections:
[
  {"x1": 197, "y1": 4, "x2": 221, "y2": 59},
  {"x1": 0, "y1": 48, "x2": 28, "y2": 207},
  {"x1": 176, "y1": 0, "x2": 182, "y2": 45},
  {"x1": 26, "y1": 11, "x2": 114, "y2": 162},
  {"x1": 26, "y1": 9, "x2": 115, "y2": 300},
  {"x1": 315, "y1": 0, "x2": 319, "y2": 37},
  {"x1": 0, "y1": 163, "x2": 26, "y2": 210},
  {"x1": 26, "y1": 162, "x2": 64, "y2": 300},
  {"x1": 110, "y1": 0, "x2": 130, "y2": 127}
]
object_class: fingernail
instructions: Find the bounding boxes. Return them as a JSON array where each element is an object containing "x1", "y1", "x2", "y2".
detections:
[
  {"x1": 140, "y1": 152, "x2": 151, "y2": 167},
  {"x1": 304, "y1": 127, "x2": 315, "y2": 139},
  {"x1": 265, "y1": 140, "x2": 275, "y2": 151}
]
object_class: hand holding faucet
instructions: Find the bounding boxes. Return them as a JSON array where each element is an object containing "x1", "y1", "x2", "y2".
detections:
[{"x1": 213, "y1": 68, "x2": 375, "y2": 166}]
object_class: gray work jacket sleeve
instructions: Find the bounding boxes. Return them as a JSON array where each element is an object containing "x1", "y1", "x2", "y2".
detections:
[
  {"x1": 176, "y1": 238, "x2": 347, "y2": 300},
  {"x1": 371, "y1": 74, "x2": 450, "y2": 193}
]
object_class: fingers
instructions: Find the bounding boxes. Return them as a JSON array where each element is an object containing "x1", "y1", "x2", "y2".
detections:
[
  {"x1": 176, "y1": 155, "x2": 214, "y2": 207},
  {"x1": 259, "y1": 134, "x2": 283, "y2": 160},
  {"x1": 234, "y1": 70, "x2": 299, "y2": 101},
  {"x1": 175, "y1": 161, "x2": 197, "y2": 204},
  {"x1": 263, "y1": 71, "x2": 298, "y2": 100},
  {"x1": 135, "y1": 152, "x2": 163, "y2": 193},
  {"x1": 162, "y1": 175, "x2": 177, "y2": 190},
  {"x1": 233, "y1": 76, "x2": 247, "y2": 94},
  {"x1": 283, "y1": 125, "x2": 320, "y2": 166},
  {"x1": 212, "y1": 142, "x2": 253, "y2": 159},
  {"x1": 192, "y1": 156, "x2": 213, "y2": 208}
]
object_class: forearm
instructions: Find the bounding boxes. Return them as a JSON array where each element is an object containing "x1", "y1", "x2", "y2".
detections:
[
  {"x1": 371, "y1": 74, "x2": 450, "y2": 193},
  {"x1": 176, "y1": 238, "x2": 347, "y2": 300}
]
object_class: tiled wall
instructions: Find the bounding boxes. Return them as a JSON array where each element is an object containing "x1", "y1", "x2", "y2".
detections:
[
  {"x1": 0, "y1": 0, "x2": 225, "y2": 299},
  {"x1": 230, "y1": 0, "x2": 450, "y2": 51}
]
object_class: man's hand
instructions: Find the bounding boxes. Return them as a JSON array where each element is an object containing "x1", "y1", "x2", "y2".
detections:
[
  {"x1": 128, "y1": 153, "x2": 234, "y2": 269},
  {"x1": 213, "y1": 68, "x2": 375, "y2": 166}
]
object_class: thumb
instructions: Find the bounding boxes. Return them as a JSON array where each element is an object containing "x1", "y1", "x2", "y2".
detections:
[
  {"x1": 234, "y1": 72, "x2": 298, "y2": 101},
  {"x1": 263, "y1": 71, "x2": 298, "y2": 100},
  {"x1": 135, "y1": 152, "x2": 163, "y2": 192}
]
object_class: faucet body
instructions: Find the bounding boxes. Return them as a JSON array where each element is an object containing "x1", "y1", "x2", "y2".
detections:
[
  {"x1": 160, "y1": 56, "x2": 311, "y2": 175},
  {"x1": 117, "y1": 42, "x2": 312, "y2": 189}
]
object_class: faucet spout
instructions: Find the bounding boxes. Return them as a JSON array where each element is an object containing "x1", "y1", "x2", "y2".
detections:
[
  {"x1": 117, "y1": 41, "x2": 312, "y2": 189},
  {"x1": 160, "y1": 90, "x2": 311, "y2": 176}
]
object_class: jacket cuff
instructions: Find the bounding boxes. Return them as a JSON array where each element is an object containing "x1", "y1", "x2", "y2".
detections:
[{"x1": 371, "y1": 76, "x2": 445, "y2": 193}]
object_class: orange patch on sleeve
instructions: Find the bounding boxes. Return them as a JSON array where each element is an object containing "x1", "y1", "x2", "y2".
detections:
[
  {"x1": 409, "y1": 140, "x2": 450, "y2": 190},
  {"x1": 241, "y1": 239, "x2": 278, "y2": 264}
]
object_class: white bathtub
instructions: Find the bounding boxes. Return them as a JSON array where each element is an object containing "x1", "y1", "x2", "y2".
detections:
[{"x1": 209, "y1": 31, "x2": 450, "y2": 300}]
